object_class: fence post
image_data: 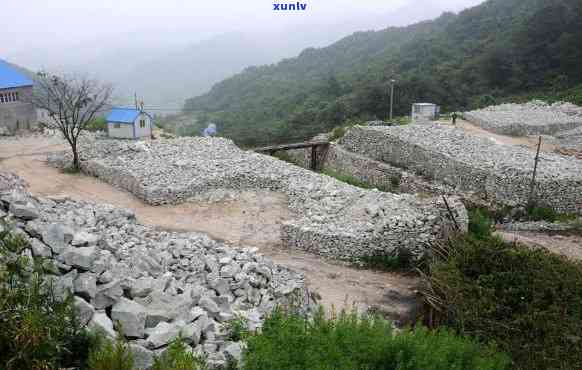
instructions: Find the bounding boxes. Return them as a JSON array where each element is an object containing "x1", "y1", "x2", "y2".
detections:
[{"x1": 527, "y1": 136, "x2": 542, "y2": 208}]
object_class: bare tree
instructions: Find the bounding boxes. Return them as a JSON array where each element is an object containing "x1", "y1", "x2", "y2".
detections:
[{"x1": 33, "y1": 72, "x2": 112, "y2": 170}]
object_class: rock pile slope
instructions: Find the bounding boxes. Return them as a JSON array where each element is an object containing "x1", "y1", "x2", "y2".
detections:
[
  {"x1": 463, "y1": 100, "x2": 582, "y2": 136},
  {"x1": 48, "y1": 136, "x2": 467, "y2": 261},
  {"x1": 0, "y1": 171, "x2": 311, "y2": 368},
  {"x1": 340, "y1": 124, "x2": 582, "y2": 214}
]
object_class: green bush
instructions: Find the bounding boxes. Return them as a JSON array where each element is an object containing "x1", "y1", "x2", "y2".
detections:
[
  {"x1": 86, "y1": 117, "x2": 108, "y2": 132},
  {"x1": 359, "y1": 248, "x2": 414, "y2": 271},
  {"x1": 0, "y1": 225, "x2": 95, "y2": 370},
  {"x1": 468, "y1": 208, "x2": 493, "y2": 239},
  {"x1": 88, "y1": 336, "x2": 134, "y2": 370},
  {"x1": 243, "y1": 307, "x2": 509, "y2": 370},
  {"x1": 423, "y1": 234, "x2": 582, "y2": 369},
  {"x1": 525, "y1": 204, "x2": 558, "y2": 222},
  {"x1": 151, "y1": 337, "x2": 207, "y2": 370}
]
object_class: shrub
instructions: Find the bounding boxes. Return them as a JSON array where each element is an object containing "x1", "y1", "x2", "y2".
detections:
[
  {"x1": 359, "y1": 247, "x2": 414, "y2": 271},
  {"x1": 525, "y1": 204, "x2": 558, "y2": 222},
  {"x1": 0, "y1": 225, "x2": 95, "y2": 370},
  {"x1": 86, "y1": 117, "x2": 108, "y2": 132},
  {"x1": 468, "y1": 208, "x2": 493, "y2": 239},
  {"x1": 243, "y1": 307, "x2": 509, "y2": 370},
  {"x1": 225, "y1": 314, "x2": 249, "y2": 342},
  {"x1": 87, "y1": 336, "x2": 134, "y2": 370},
  {"x1": 151, "y1": 337, "x2": 207, "y2": 370},
  {"x1": 422, "y1": 234, "x2": 582, "y2": 369}
]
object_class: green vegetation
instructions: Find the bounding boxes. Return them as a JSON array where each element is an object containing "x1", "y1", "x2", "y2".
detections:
[
  {"x1": 184, "y1": 0, "x2": 582, "y2": 146},
  {"x1": 152, "y1": 338, "x2": 207, "y2": 370},
  {"x1": 322, "y1": 168, "x2": 397, "y2": 192},
  {"x1": 88, "y1": 336, "x2": 135, "y2": 370},
  {"x1": 422, "y1": 234, "x2": 582, "y2": 370},
  {"x1": 358, "y1": 248, "x2": 415, "y2": 272},
  {"x1": 86, "y1": 117, "x2": 108, "y2": 132},
  {"x1": 468, "y1": 208, "x2": 493, "y2": 239},
  {"x1": 0, "y1": 224, "x2": 96, "y2": 370},
  {"x1": 243, "y1": 307, "x2": 510, "y2": 370}
]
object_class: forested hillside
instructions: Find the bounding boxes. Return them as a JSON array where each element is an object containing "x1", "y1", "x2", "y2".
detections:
[{"x1": 184, "y1": 0, "x2": 582, "y2": 146}]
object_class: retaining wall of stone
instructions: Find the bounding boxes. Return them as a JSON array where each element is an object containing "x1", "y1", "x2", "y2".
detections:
[
  {"x1": 47, "y1": 137, "x2": 468, "y2": 262},
  {"x1": 340, "y1": 125, "x2": 582, "y2": 215}
]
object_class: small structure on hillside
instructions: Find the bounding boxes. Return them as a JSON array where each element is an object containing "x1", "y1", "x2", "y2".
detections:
[
  {"x1": 0, "y1": 60, "x2": 37, "y2": 134},
  {"x1": 411, "y1": 103, "x2": 439, "y2": 123},
  {"x1": 106, "y1": 107, "x2": 153, "y2": 139}
]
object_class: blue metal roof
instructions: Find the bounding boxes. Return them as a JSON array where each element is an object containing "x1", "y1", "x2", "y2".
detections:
[
  {"x1": 106, "y1": 108, "x2": 141, "y2": 124},
  {"x1": 0, "y1": 59, "x2": 34, "y2": 90}
]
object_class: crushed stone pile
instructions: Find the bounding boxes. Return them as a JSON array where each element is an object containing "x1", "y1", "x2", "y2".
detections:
[
  {"x1": 464, "y1": 100, "x2": 582, "y2": 136},
  {"x1": 340, "y1": 124, "x2": 582, "y2": 214},
  {"x1": 47, "y1": 135, "x2": 466, "y2": 261},
  {"x1": 0, "y1": 171, "x2": 312, "y2": 368}
]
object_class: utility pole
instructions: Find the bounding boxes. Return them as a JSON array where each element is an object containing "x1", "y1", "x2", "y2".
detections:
[{"x1": 389, "y1": 79, "x2": 396, "y2": 121}]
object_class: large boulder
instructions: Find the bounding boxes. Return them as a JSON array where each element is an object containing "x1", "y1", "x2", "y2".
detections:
[
  {"x1": 62, "y1": 246, "x2": 98, "y2": 270},
  {"x1": 74, "y1": 272, "x2": 98, "y2": 300},
  {"x1": 111, "y1": 297, "x2": 147, "y2": 338},
  {"x1": 145, "y1": 322, "x2": 181, "y2": 349},
  {"x1": 74, "y1": 296, "x2": 95, "y2": 326},
  {"x1": 93, "y1": 279, "x2": 123, "y2": 309},
  {"x1": 89, "y1": 311, "x2": 117, "y2": 338},
  {"x1": 41, "y1": 223, "x2": 74, "y2": 254},
  {"x1": 9, "y1": 201, "x2": 39, "y2": 220}
]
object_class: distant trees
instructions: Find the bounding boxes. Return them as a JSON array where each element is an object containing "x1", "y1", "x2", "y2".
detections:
[
  {"x1": 34, "y1": 73, "x2": 112, "y2": 170},
  {"x1": 184, "y1": 0, "x2": 582, "y2": 146}
]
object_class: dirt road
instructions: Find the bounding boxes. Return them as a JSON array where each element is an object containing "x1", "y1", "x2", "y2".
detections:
[{"x1": 0, "y1": 136, "x2": 421, "y2": 321}]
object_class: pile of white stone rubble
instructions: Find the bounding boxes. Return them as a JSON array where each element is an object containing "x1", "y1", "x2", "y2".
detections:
[
  {"x1": 339, "y1": 124, "x2": 582, "y2": 215},
  {"x1": 48, "y1": 135, "x2": 467, "y2": 261},
  {"x1": 0, "y1": 171, "x2": 312, "y2": 369},
  {"x1": 464, "y1": 100, "x2": 582, "y2": 136}
]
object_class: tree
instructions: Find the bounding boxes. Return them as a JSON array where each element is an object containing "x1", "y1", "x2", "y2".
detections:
[{"x1": 34, "y1": 73, "x2": 112, "y2": 170}]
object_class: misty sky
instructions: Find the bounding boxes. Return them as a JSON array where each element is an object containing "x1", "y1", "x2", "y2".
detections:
[{"x1": 2, "y1": 0, "x2": 483, "y2": 69}]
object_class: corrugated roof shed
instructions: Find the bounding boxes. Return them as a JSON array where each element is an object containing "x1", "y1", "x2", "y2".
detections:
[
  {"x1": 0, "y1": 60, "x2": 34, "y2": 90},
  {"x1": 106, "y1": 108, "x2": 141, "y2": 123}
]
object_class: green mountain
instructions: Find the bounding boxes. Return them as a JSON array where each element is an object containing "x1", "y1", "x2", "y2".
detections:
[{"x1": 184, "y1": 0, "x2": 582, "y2": 146}]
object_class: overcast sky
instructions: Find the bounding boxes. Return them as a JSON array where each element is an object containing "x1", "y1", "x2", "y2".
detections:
[{"x1": 1, "y1": 0, "x2": 484, "y2": 69}]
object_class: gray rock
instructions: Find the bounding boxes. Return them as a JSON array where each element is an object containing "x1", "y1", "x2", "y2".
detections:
[
  {"x1": 9, "y1": 201, "x2": 39, "y2": 220},
  {"x1": 74, "y1": 272, "x2": 97, "y2": 300},
  {"x1": 89, "y1": 311, "x2": 117, "y2": 338},
  {"x1": 130, "y1": 277, "x2": 154, "y2": 298},
  {"x1": 93, "y1": 279, "x2": 123, "y2": 309},
  {"x1": 41, "y1": 223, "x2": 74, "y2": 254},
  {"x1": 180, "y1": 322, "x2": 202, "y2": 346},
  {"x1": 223, "y1": 342, "x2": 242, "y2": 363},
  {"x1": 72, "y1": 231, "x2": 100, "y2": 246},
  {"x1": 74, "y1": 296, "x2": 95, "y2": 326},
  {"x1": 145, "y1": 322, "x2": 181, "y2": 349},
  {"x1": 129, "y1": 344, "x2": 155, "y2": 370},
  {"x1": 111, "y1": 297, "x2": 147, "y2": 338},
  {"x1": 199, "y1": 296, "x2": 220, "y2": 317},
  {"x1": 30, "y1": 238, "x2": 52, "y2": 258},
  {"x1": 63, "y1": 246, "x2": 98, "y2": 270}
]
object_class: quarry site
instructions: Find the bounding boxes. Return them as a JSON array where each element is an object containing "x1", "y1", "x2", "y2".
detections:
[{"x1": 1, "y1": 100, "x2": 582, "y2": 368}]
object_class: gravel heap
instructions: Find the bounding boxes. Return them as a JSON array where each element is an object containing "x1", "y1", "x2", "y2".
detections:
[
  {"x1": 555, "y1": 126, "x2": 582, "y2": 151},
  {"x1": 464, "y1": 100, "x2": 582, "y2": 136},
  {"x1": 0, "y1": 172, "x2": 311, "y2": 368},
  {"x1": 48, "y1": 135, "x2": 467, "y2": 261},
  {"x1": 340, "y1": 124, "x2": 582, "y2": 214}
]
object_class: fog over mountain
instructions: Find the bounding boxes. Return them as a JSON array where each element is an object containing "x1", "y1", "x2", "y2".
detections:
[{"x1": 1, "y1": 0, "x2": 483, "y2": 111}]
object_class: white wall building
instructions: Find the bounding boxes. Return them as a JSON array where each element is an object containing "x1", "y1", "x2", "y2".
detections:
[
  {"x1": 106, "y1": 107, "x2": 153, "y2": 139},
  {"x1": 411, "y1": 103, "x2": 440, "y2": 123}
]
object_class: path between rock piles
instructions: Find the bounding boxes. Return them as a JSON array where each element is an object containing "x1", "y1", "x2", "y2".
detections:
[{"x1": 0, "y1": 136, "x2": 421, "y2": 322}]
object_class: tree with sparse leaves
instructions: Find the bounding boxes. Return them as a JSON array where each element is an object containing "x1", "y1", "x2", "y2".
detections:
[{"x1": 34, "y1": 72, "x2": 112, "y2": 170}]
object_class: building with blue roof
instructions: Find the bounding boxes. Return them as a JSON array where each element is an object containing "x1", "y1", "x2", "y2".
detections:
[
  {"x1": 0, "y1": 59, "x2": 37, "y2": 134},
  {"x1": 106, "y1": 107, "x2": 153, "y2": 139}
]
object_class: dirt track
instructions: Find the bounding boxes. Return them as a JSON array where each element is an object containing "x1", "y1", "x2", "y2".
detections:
[{"x1": 0, "y1": 136, "x2": 421, "y2": 321}]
